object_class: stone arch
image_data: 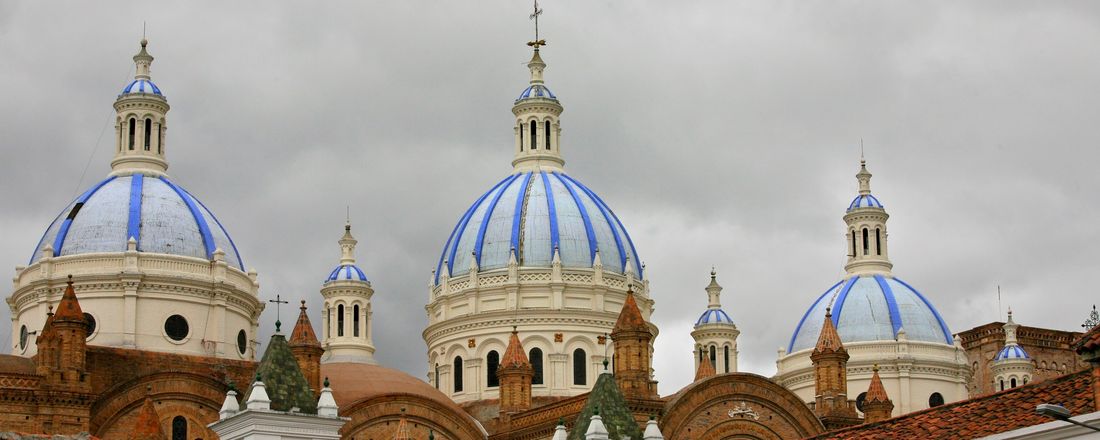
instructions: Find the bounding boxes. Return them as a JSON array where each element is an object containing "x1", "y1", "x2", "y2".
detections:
[
  {"x1": 90, "y1": 371, "x2": 230, "y2": 439},
  {"x1": 661, "y1": 372, "x2": 824, "y2": 440},
  {"x1": 339, "y1": 393, "x2": 486, "y2": 440}
]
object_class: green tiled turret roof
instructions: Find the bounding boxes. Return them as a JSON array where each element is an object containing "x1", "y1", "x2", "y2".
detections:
[
  {"x1": 568, "y1": 373, "x2": 642, "y2": 440},
  {"x1": 244, "y1": 333, "x2": 318, "y2": 414}
]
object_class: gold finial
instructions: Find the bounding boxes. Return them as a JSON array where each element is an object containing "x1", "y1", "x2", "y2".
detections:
[{"x1": 527, "y1": 0, "x2": 546, "y2": 48}]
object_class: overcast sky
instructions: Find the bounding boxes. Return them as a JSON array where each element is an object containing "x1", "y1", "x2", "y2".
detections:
[{"x1": 2, "y1": 1, "x2": 1099, "y2": 394}]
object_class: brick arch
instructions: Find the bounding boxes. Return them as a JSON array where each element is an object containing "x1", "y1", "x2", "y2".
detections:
[
  {"x1": 661, "y1": 373, "x2": 824, "y2": 440},
  {"x1": 340, "y1": 393, "x2": 486, "y2": 440},
  {"x1": 89, "y1": 371, "x2": 231, "y2": 438}
]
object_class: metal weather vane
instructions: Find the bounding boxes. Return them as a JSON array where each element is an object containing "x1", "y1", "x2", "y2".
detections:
[{"x1": 528, "y1": 0, "x2": 546, "y2": 48}]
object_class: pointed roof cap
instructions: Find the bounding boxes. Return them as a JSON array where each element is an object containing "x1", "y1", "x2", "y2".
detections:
[
  {"x1": 813, "y1": 308, "x2": 845, "y2": 354},
  {"x1": 53, "y1": 275, "x2": 84, "y2": 322},
  {"x1": 865, "y1": 365, "x2": 891, "y2": 403},
  {"x1": 289, "y1": 300, "x2": 321, "y2": 348},
  {"x1": 393, "y1": 408, "x2": 411, "y2": 440},
  {"x1": 694, "y1": 353, "x2": 716, "y2": 382},
  {"x1": 612, "y1": 287, "x2": 648, "y2": 335},
  {"x1": 244, "y1": 333, "x2": 318, "y2": 414},
  {"x1": 127, "y1": 395, "x2": 168, "y2": 440},
  {"x1": 500, "y1": 327, "x2": 531, "y2": 369},
  {"x1": 567, "y1": 373, "x2": 643, "y2": 440}
]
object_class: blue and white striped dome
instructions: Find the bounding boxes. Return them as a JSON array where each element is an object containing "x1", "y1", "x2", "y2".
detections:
[
  {"x1": 30, "y1": 174, "x2": 244, "y2": 270},
  {"x1": 847, "y1": 194, "x2": 883, "y2": 211},
  {"x1": 121, "y1": 79, "x2": 163, "y2": 96},
  {"x1": 788, "y1": 274, "x2": 952, "y2": 353},
  {"x1": 695, "y1": 309, "x2": 734, "y2": 327},
  {"x1": 435, "y1": 171, "x2": 641, "y2": 284},
  {"x1": 516, "y1": 84, "x2": 556, "y2": 102},
  {"x1": 326, "y1": 264, "x2": 368, "y2": 283},
  {"x1": 995, "y1": 345, "x2": 1030, "y2": 361}
]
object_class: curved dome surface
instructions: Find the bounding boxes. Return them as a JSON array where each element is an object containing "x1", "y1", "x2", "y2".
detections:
[
  {"x1": 695, "y1": 309, "x2": 734, "y2": 327},
  {"x1": 995, "y1": 345, "x2": 1030, "y2": 361},
  {"x1": 516, "y1": 84, "x2": 556, "y2": 102},
  {"x1": 326, "y1": 263, "x2": 368, "y2": 283},
  {"x1": 30, "y1": 174, "x2": 244, "y2": 270},
  {"x1": 121, "y1": 79, "x2": 162, "y2": 96},
  {"x1": 788, "y1": 274, "x2": 952, "y2": 353},
  {"x1": 435, "y1": 171, "x2": 641, "y2": 284},
  {"x1": 848, "y1": 194, "x2": 883, "y2": 211}
]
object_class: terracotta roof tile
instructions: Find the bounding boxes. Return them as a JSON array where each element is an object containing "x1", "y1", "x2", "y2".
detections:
[
  {"x1": 501, "y1": 328, "x2": 531, "y2": 369},
  {"x1": 53, "y1": 276, "x2": 84, "y2": 322},
  {"x1": 865, "y1": 366, "x2": 889, "y2": 403},
  {"x1": 694, "y1": 355, "x2": 715, "y2": 382},
  {"x1": 1074, "y1": 325, "x2": 1100, "y2": 353},
  {"x1": 289, "y1": 301, "x2": 320, "y2": 348},
  {"x1": 813, "y1": 310, "x2": 845, "y2": 354},
  {"x1": 612, "y1": 288, "x2": 648, "y2": 334},
  {"x1": 808, "y1": 369, "x2": 1095, "y2": 439},
  {"x1": 127, "y1": 396, "x2": 167, "y2": 440}
]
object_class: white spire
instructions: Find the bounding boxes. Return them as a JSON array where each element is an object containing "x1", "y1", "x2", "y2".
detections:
[
  {"x1": 317, "y1": 377, "x2": 339, "y2": 417},
  {"x1": 1004, "y1": 309, "x2": 1020, "y2": 346},
  {"x1": 511, "y1": 44, "x2": 565, "y2": 172},
  {"x1": 111, "y1": 38, "x2": 171, "y2": 176},
  {"x1": 585, "y1": 412, "x2": 610, "y2": 440},
  {"x1": 706, "y1": 268, "x2": 723, "y2": 309},
  {"x1": 843, "y1": 157, "x2": 893, "y2": 276},
  {"x1": 643, "y1": 417, "x2": 665, "y2": 440},
  {"x1": 857, "y1": 158, "x2": 872, "y2": 195},
  {"x1": 339, "y1": 221, "x2": 358, "y2": 264},
  {"x1": 321, "y1": 221, "x2": 377, "y2": 364},
  {"x1": 219, "y1": 389, "x2": 240, "y2": 420},
  {"x1": 245, "y1": 377, "x2": 271, "y2": 411},
  {"x1": 551, "y1": 420, "x2": 568, "y2": 440}
]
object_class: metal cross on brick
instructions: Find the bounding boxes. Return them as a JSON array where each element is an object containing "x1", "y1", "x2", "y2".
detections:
[{"x1": 269, "y1": 293, "x2": 289, "y2": 331}]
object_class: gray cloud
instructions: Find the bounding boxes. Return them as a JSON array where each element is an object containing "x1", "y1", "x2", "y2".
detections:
[{"x1": 2, "y1": 1, "x2": 1098, "y2": 395}]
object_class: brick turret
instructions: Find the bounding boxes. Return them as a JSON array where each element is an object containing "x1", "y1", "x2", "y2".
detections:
[
  {"x1": 610, "y1": 287, "x2": 658, "y2": 399},
  {"x1": 36, "y1": 276, "x2": 90, "y2": 393},
  {"x1": 289, "y1": 300, "x2": 324, "y2": 397},
  {"x1": 810, "y1": 308, "x2": 860, "y2": 429},
  {"x1": 862, "y1": 364, "x2": 894, "y2": 423},
  {"x1": 694, "y1": 349, "x2": 716, "y2": 382},
  {"x1": 127, "y1": 395, "x2": 168, "y2": 440},
  {"x1": 497, "y1": 327, "x2": 533, "y2": 413}
]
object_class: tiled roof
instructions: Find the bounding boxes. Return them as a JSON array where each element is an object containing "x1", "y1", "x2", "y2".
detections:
[
  {"x1": 567, "y1": 373, "x2": 643, "y2": 440},
  {"x1": 807, "y1": 369, "x2": 1095, "y2": 439},
  {"x1": 245, "y1": 333, "x2": 317, "y2": 414},
  {"x1": 53, "y1": 277, "x2": 84, "y2": 322},
  {"x1": 694, "y1": 355, "x2": 715, "y2": 382},
  {"x1": 865, "y1": 368, "x2": 889, "y2": 404},
  {"x1": 127, "y1": 396, "x2": 167, "y2": 440},
  {"x1": 288, "y1": 301, "x2": 320, "y2": 348},
  {"x1": 612, "y1": 289, "x2": 648, "y2": 334},
  {"x1": 1074, "y1": 324, "x2": 1100, "y2": 353},
  {"x1": 813, "y1": 310, "x2": 845, "y2": 354},
  {"x1": 501, "y1": 329, "x2": 531, "y2": 369}
]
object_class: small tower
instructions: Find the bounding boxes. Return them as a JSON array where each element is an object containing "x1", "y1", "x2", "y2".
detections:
[
  {"x1": 810, "y1": 308, "x2": 860, "y2": 429},
  {"x1": 693, "y1": 350, "x2": 716, "y2": 382},
  {"x1": 690, "y1": 269, "x2": 740, "y2": 374},
  {"x1": 862, "y1": 365, "x2": 894, "y2": 423},
  {"x1": 289, "y1": 300, "x2": 324, "y2": 397},
  {"x1": 511, "y1": 44, "x2": 565, "y2": 173},
  {"x1": 40, "y1": 276, "x2": 90, "y2": 391},
  {"x1": 112, "y1": 38, "x2": 171, "y2": 176},
  {"x1": 320, "y1": 222, "x2": 376, "y2": 364},
  {"x1": 991, "y1": 310, "x2": 1035, "y2": 391},
  {"x1": 610, "y1": 287, "x2": 658, "y2": 399},
  {"x1": 497, "y1": 327, "x2": 534, "y2": 413},
  {"x1": 843, "y1": 159, "x2": 893, "y2": 276}
]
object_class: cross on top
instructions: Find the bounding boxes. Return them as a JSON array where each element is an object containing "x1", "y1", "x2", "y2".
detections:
[
  {"x1": 527, "y1": 0, "x2": 546, "y2": 48},
  {"x1": 269, "y1": 293, "x2": 289, "y2": 331}
]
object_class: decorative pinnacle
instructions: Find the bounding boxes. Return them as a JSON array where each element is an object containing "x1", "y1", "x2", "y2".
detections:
[
  {"x1": 323, "y1": 377, "x2": 330, "y2": 388},
  {"x1": 300, "y1": 300, "x2": 307, "y2": 311},
  {"x1": 275, "y1": 320, "x2": 282, "y2": 332}
]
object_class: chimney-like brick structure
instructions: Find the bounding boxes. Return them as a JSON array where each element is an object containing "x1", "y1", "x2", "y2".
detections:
[
  {"x1": 862, "y1": 365, "x2": 894, "y2": 423},
  {"x1": 289, "y1": 300, "x2": 324, "y2": 398},
  {"x1": 811, "y1": 308, "x2": 860, "y2": 429},
  {"x1": 611, "y1": 288, "x2": 658, "y2": 399},
  {"x1": 497, "y1": 328, "x2": 533, "y2": 413}
]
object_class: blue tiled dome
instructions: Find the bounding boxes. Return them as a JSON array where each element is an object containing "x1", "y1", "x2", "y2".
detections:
[
  {"x1": 435, "y1": 171, "x2": 641, "y2": 284},
  {"x1": 847, "y1": 194, "x2": 883, "y2": 211},
  {"x1": 30, "y1": 174, "x2": 243, "y2": 270},
  {"x1": 516, "y1": 84, "x2": 556, "y2": 102},
  {"x1": 695, "y1": 309, "x2": 734, "y2": 327},
  {"x1": 995, "y1": 345, "x2": 1030, "y2": 361},
  {"x1": 121, "y1": 79, "x2": 163, "y2": 96},
  {"x1": 788, "y1": 274, "x2": 952, "y2": 352},
  {"x1": 326, "y1": 264, "x2": 368, "y2": 283}
]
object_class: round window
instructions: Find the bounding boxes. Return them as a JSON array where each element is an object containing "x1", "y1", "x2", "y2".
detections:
[
  {"x1": 855, "y1": 392, "x2": 867, "y2": 412},
  {"x1": 237, "y1": 330, "x2": 247, "y2": 355},
  {"x1": 19, "y1": 325, "x2": 28, "y2": 351},
  {"x1": 83, "y1": 313, "x2": 96, "y2": 339},
  {"x1": 164, "y1": 315, "x2": 189, "y2": 341},
  {"x1": 929, "y1": 392, "x2": 944, "y2": 408}
]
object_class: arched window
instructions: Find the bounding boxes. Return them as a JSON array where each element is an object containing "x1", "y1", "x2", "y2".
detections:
[
  {"x1": 929, "y1": 392, "x2": 944, "y2": 407},
  {"x1": 519, "y1": 123, "x2": 524, "y2": 151},
  {"x1": 1000, "y1": 380, "x2": 1005, "y2": 391},
  {"x1": 709, "y1": 345, "x2": 716, "y2": 368},
  {"x1": 530, "y1": 348, "x2": 544, "y2": 385},
  {"x1": 487, "y1": 351, "x2": 500, "y2": 387},
  {"x1": 855, "y1": 392, "x2": 867, "y2": 412},
  {"x1": 325, "y1": 307, "x2": 330, "y2": 339},
  {"x1": 573, "y1": 348, "x2": 587, "y2": 386},
  {"x1": 144, "y1": 118, "x2": 152, "y2": 151},
  {"x1": 530, "y1": 120, "x2": 537, "y2": 150},
  {"x1": 353, "y1": 305, "x2": 360, "y2": 337},
  {"x1": 875, "y1": 228, "x2": 882, "y2": 255},
  {"x1": 850, "y1": 230, "x2": 857, "y2": 257},
  {"x1": 723, "y1": 346, "x2": 730, "y2": 373},
  {"x1": 1010, "y1": 378, "x2": 1017, "y2": 388},
  {"x1": 128, "y1": 117, "x2": 136, "y2": 150},
  {"x1": 862, "y1": 228, "x2": 869, "y2": 255},
  {"x1": 157, "y1": 124, "x2": 163, "y2": 154},
  {"x1": 171, "y1": 416, "x2": 187, "y2": 440},
  {"x1": 453, "y1": 356, "x2": 464, "y2": 393},
  {"x1": 545, "y1": 120, "x2": 551, "y2": 150},
  {"x1": 337, "y1": 304, "x2": 345, "y2": 337},
  {"x1": 434, "y1": 363, "x2": 440, "y2": 389},
  {"x1": 1023, "y1": 377, "x2": 1029, "y2": 385}
]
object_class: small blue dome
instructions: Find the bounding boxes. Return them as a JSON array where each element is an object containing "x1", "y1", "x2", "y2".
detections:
[
  {"x1": 695, "y1": 309, "x2": 734, "y2": 327},
  {"x1": 788, "y1": 274, "x2": 953, "y2": 352},
  {"x1": 516, "y1": 84, "x2": 556, "y2": 102},
  {"x1": 121, "y1": 79, "x2": 163, "y2": 96},
  {"x1": 848, "y1": 194, "x2": 883, "y2": 211},
  {"x1": 326, "y1": 264, "x2": 368, "y2": 283},
  {"x1": 31, "y1": 174, "x2": 243, "y2": 270},
  {"x1": 435, "y1": 172, "x2": 641, "y2": 285},
  {"x1": 995, "y1": 345, "x2": 1030, "y2": 361}
]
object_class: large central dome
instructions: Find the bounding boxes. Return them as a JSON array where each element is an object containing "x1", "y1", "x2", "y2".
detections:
[{"x1": 435, "y1": 171, "x2": 641, "y2": 283}]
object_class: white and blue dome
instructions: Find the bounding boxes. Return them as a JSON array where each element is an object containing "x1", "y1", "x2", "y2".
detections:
[
  {"x1": 30, "y1": 173, "x2": 244, "y2": 270},
  {"x1": 847, "y1": 194, "x2": 883, "y2": 211},
  {"x1": 995, "y1": 345, "x2": 1030, "y2": 361},
  {"x1": 326, "y1": 263, "x2": 368, "y2": 283},
  {"x1": 435, "y1": 171, "x2": 641, "y2": 284},
  {"x1": 121, "y1": 79, "x2": 163, "y2": 96},
  {"x1": 788, "y1": 274, "x2": 952, "y2": 353},
  {"x1": 695, "y1": 309, "x2": 734, "y2": 327},
  {"x1": 516, "y1": 84, "x2": 556, "y2": 102}
]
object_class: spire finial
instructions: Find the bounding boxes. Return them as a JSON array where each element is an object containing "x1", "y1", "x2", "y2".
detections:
[
  {"x1": 300, "y1": 299, "x2": 307, "y2": 311},
  {"x1": 527, "y1": 0, "x2": 546, "y2": 48}
]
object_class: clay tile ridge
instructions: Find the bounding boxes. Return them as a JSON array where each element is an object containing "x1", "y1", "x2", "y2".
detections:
[
  {"x1": 289, "y1": 300, "x2": 320, "y2": 347},
  {"x1": 865, "y1": 365, "x2": 890, "y2": 403},
  {"x1": 613, "y1": 287, "x2": 648, "y2": 334},
  {"x1": 500, "y1": 328, "x2": 530, "y2": 369},
  {"x1": 127, "y1": 396, "x2": 168, "y2": 440},
  {"x1": 1073, "y1": 324, "x2": 1100, "y2": 353},
  {"x1": 694, "y1": 353, "x2": 716, "y2": 382},
  {"x1": 813, "y1": 309, "x2": 844, "y2": 353},
  {"x1": 53, "y1": 275, "x2": 84, "y2": 322}
]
